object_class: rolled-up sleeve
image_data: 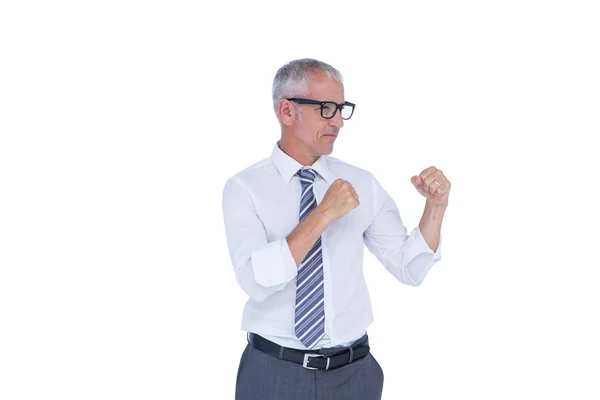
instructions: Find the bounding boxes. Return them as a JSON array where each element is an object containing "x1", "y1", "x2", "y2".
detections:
[
  {"x1": 222, "y1": 176, "x2": 298, "y2": 302},
  {"x1": 363, "y1": 174, "x2": 442, "y2": 286}
]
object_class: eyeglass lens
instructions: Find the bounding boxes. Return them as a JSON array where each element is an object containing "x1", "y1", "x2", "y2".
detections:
[{"x1": 321, "y1": 103, "x2": 354, "y2": 119}]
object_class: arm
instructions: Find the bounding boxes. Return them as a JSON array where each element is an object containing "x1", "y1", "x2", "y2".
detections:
[
  {"x1": 287, "y1": 177, "x2": 359, "y2": 265},
  {"x1": 222, "y1": 177, "x2": 330, "y2": 302},
  {"x1": 363, "y1": 174, "x2": 442, "y2": 286},
  {"x1": 418, "y1": 200, "x2": 448, "y2": 252},
  {"x1": 286, "y1": 209, "x2": 330, "y2": 266}
]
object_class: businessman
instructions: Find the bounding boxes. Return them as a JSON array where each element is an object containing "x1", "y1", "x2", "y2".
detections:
[{"x1": 222, "y1": 58, "x2": 451, "y2": 399}]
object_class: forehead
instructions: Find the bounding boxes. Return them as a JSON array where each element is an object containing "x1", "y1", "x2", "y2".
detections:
[{"x1": 306, "y1": 73, "x2": 344, "y2": 102}]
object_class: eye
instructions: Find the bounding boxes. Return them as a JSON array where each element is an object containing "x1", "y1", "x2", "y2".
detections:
[{"x1": 322, "y1": 103, "x2": 336, "y2": 116}]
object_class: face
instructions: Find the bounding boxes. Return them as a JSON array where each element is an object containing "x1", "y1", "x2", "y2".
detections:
[{"x1": 290, "y1": 73, "x2": 345, "y2": 157}]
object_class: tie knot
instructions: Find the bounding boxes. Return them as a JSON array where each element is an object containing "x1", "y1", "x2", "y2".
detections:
[{"x1": 297, "y1": 168, "x2": 317, "y2": 184}]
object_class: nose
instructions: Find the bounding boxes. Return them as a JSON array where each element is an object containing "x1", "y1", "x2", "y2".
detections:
[{"x1": 329, "y1": 107, "x2": 344, "y2": 128}]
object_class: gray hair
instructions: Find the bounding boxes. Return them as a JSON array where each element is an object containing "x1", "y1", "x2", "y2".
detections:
[{"x1": 272, "y1": 58, "x2": 344, "y2": 120}]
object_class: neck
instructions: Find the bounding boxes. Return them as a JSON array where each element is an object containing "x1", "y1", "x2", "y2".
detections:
[{"x1": 279, "y1": 135, "x2": 319, "y2": 166}]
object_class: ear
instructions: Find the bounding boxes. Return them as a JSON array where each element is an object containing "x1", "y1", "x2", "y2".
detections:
[{"x1": 278, "y1": 99, "x2": 296, "y2": 126}]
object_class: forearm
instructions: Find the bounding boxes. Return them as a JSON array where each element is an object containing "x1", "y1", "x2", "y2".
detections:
[
  {"x1": 286, "y1": 208, "x2": 331, "y2": 266},
  {"x1": 418, "y1": 200, "x2": 448, "y2": 252}
]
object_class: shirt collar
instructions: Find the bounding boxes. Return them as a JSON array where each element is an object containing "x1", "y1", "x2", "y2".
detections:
[{"x1": 271, "y1": 141, "x2": 335, "y2": 184}]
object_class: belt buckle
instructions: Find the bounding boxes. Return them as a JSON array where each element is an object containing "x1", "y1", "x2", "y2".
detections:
[{"x1": 302, "y1": 353, "x2": 330, "y2": 370}]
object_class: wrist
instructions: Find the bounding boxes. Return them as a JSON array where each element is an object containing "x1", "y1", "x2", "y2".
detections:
[
  {"x1": 425, "y1": 199, "x2": 449, "y2": 210},
  {"x1": 312, "y1": 206, "x2": 333, "y2": 227}
]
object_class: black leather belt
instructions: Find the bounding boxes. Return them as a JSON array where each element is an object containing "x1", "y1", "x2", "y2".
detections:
[{"x1": 248, "y1": 333, "x2": 370, "y2": 371}]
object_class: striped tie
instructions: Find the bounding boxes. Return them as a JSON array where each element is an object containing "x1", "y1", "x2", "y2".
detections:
[{"x1": 294, "y1": 168, "x2": 325, "y2": 349}]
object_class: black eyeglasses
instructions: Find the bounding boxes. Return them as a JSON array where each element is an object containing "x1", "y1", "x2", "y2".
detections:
[{"x1": 287, "y1": 98, "x2": 356, "y2": 120}]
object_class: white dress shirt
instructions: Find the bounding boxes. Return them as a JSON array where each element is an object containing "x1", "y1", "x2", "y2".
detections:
[{"x1": 222, "y1": 142, "x2": 442, "y2": 350}]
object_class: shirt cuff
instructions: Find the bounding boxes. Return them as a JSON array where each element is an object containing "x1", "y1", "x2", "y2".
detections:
[
  {"x1": 250, "y1": 238, "x2": 298, "y2": 287},
  {"x1": 414, "y1": 226, "x2": 442, "y2": 261}
]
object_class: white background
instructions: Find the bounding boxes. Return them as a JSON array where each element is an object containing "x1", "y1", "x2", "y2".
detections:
[{"x1": 1, "y1": 1, "x2": 599, "y2": 399}]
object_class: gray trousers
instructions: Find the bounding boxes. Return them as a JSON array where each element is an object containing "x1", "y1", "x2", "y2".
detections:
[{"x1": 235, "y1": 336, "x2": 384, "y2": 400}]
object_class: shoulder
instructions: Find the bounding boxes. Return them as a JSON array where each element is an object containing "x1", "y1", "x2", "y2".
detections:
[
  {"x1": 325, "y1": 155, "x2": 376, "y2": 184},
  {"x1": 225, "y1": 156, "x2": 273, "y2": 183},
  {"x1": 222, "y1": 156, "x2": 277, "y2": 197},
  {"x1": 324, "y1": 156, "x2": 390, "y2": 202}
]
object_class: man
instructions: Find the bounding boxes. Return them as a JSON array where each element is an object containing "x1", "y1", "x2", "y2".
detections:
[{"x1": 222, "y1": 58, "x2": 450, "y2": 400}]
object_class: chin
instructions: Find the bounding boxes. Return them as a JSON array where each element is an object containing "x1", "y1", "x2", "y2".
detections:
[{"x1": 320, "y1": 145, "x2": 334, "y2": 155}]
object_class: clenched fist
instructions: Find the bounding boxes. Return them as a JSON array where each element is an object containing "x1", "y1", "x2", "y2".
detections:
[
  {"x1": 317, "y1": 179, "x2": 359, "y2": 223},
  {"x1": 411, "y1": 166, "x2": 451, "y2": 206}
]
